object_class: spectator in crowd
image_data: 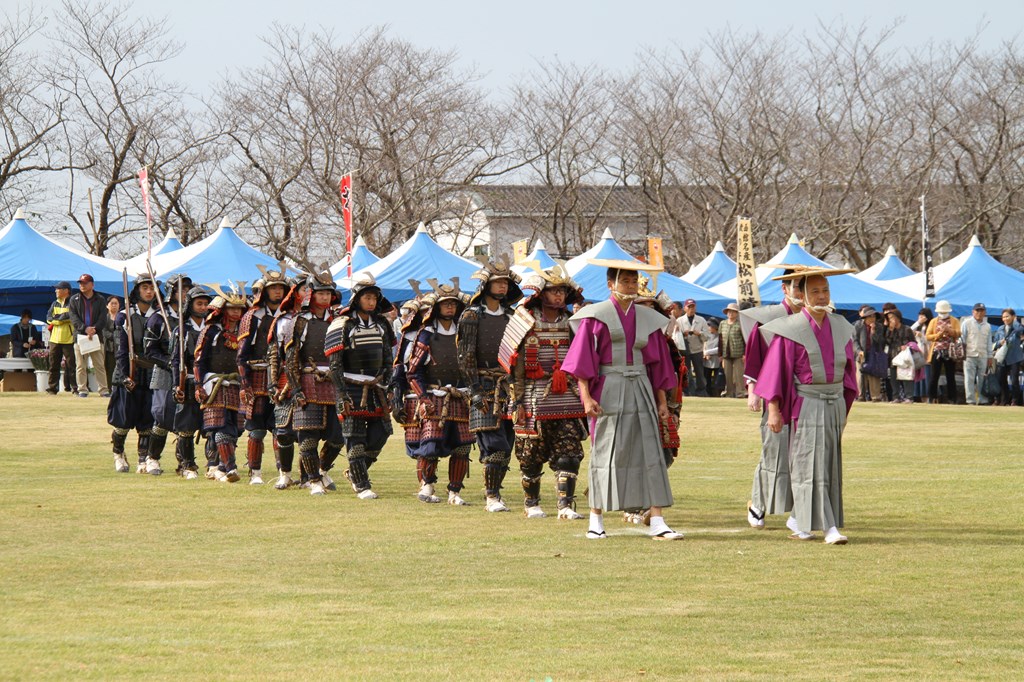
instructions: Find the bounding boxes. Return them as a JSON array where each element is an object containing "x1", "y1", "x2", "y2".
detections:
[
  {"x1": 45, "y1": 281, "x2": 77, "y2": 394},
  {"x1": 854, "y1": 307, "x2": 884, "y2": 401},
  {"x1": 718, "y1": 302, "x2": 746, "y2": 398},
  {"x1": 992, "y1": 308, "x2": 1023, "y2": 406},
  {"x1": 911, "y1": 307, "x2": 933, "y2": 402},
  {"x1": 852, "y1": 305, "x2": 870, "y2": 399},
  {"x1": 880, "y1": 303, "x2": 899, "y2": 400},
  {"x1": 883, "y1": 309, "x2": 916, "y2": 403},
  {"x1": 10, "y1": 309, "x2": 43, "y2": 358},
  {"x1": 103, "y1": 297, "x2": 121, "y2": 387},
  {"x1": 674, "y1": 298, "x2": 709, "y2": 397},
  {"x1": 961, "y1": 303, "x2": 993, "y2": 405},
  {"x1": 703, "y1": 318, "x2": 721, "y2": 397},
  {"x1": 926, "y1": 300, "x2": 961, "y2": 404},
  {"x1": 68, "y1": 273, "x2": 110, "y2": 398}
]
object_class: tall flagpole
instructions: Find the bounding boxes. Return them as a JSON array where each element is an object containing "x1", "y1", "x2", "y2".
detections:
[
  {"x1": 920, "y1": 195, "x2": 935, "y2": 304},
  {"x1": 339, "y1": 172, "x2": 354, "y2": 278},
  {"x1": 138, "y1": 166, "x2": 153, "y2": 261}
]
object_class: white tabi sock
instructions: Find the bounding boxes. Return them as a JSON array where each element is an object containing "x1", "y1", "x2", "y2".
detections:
[
  {"x1": 649, "y1": 515, "x2": 670, "y2": 535},
  {"x1": 588, "y1": 513, "x2": 605, "y2": 535}
]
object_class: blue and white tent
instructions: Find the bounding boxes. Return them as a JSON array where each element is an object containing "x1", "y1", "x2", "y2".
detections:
[
  {"x1": 330, "y1": 234, "x2": 382, "y2": 278},
  {"x1": 873, "y1": 235, "x2": 1024, "y2": 318},
  {"x1": 710, "y1": 233, "x2": 922, "y2": 317},
  {"x1": 512, "y1": 239, "x2": 559, "y2": 276},
  {"x1": 0, "y1": 209, "x2": 125, "y2": 317},
  {"x1": 343, "y1": 223, "x2": 480, "y2": 302},
  {"x1": 565, "y1": 228, "x2": 729, "y2": 309},
  {"x1": 682, "y1": 241, "x2": 737, "y2": 289},
  {"x1": 140, "y1": 218, "x2": 280, "y2": 287},
  {"x1": 854, "y1": 245, "x2": 916, "y2": 283},
  {"x1": 122, "y1": 227, "x2": 185, "y2": 274}
]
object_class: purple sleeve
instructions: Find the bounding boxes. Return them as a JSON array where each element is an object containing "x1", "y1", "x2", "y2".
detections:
[
  {"x1": 562, "y1": 317, "x2": 607, "y2": 381},
  {"x1": 843, "y1": 340, "x2": 858, "y2": 415},
  {"x1": 643, "y1": 330, "x2": 676, "y2": 392},
  {"x1": 753, "y1": 335, "x2": 796, "y2": 424},
  {"x1": 743, "y1": 321, "x2": 767, "y2": 382}
]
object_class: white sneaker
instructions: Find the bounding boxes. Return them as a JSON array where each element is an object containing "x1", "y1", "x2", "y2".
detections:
[
  {"x1": 205, "y1": 466, "x2": 219, "y2": 480},
  {"x1": 249, "y1": 469, "x2": 263, "y2": 485},
  {"x1": 113, "y1": 454, "x2": 129, "y2": 473},
  {"x1": 747, "y1": 502, "x2": 765, "y2": 529},
  {"x1": 213, "y1": 469, "x2": 228, "y2": 482},
  {"x1": 448, "y1": 491, "x2": 470, "y2": 506},
  {"x1": 557, "y1": 507, "x2": 583, "y2": 520},
  {"x1": 824, "y1": 527, "x2": 849, "y2": 545},
  {"x1": 357, "y1": 489, "x2": 379, "y2": 500},
  {"x1": 145, "y1": 457, "x2": 163, "y2": 476},
  {"x1": 786, "y1": 516, "x2": 800, "y2": 533},
  {"x1": 310, "y1": 481, "x2": 326, "y2": 496},
  {"x1": 136, "y1": 462, "x2": 147, "y2": 474},
  {"x1": 485, "y1": 496, "x2": 510, "y2": 513},
  {"x1": 320, "y1": 471, "x2": 336, "y2": 491},
  {"x1": 183, "y1": 469, "x2": 199, "y2": 480},
  {"x1": 417, "y1": 483, "x2": 440, "y2": 503},
  {"x1": 274, "y1": 473, "x2": 293, "y2": 490},
  {"x1": 525, "y1": 505, "x2": 547, "y2": 519}
]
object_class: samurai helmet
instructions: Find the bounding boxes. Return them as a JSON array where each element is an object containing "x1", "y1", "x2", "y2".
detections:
[
  {"x1": 635, "y1": 273, "x2": 672, "y2": 314},
  {"x1": 129, "y1": 273, "x2": 160, "y2": 304},
  {"x1": 469, "y1": 255, "x2": 523, "y2": 306},
  {"x1": 163, "y1": 274, "x2": 193, "y2": 305},
  {"x1": 521, "y1": 263, "x2": 584, "y2": 309},
  {"x1": 205, "y1": 281, "x2": 250, "y2": 312},
  {"x1": 184, "y1": 285, "x2": 213, "y2": 319},
  {"x1": 302, "y1": 265, "x2": 341, "y2": 308},
  {"x1": 346, "y1": 271, "x2": 392, "y2": 316},
  {"x1": 422, "y1": 277, "x2": 468, "y2": 324},
  {"x1": 252, "y1": 261, "x2": 291, "y2": 306}
]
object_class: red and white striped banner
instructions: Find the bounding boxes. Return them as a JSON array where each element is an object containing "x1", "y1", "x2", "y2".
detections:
[
  {"x1": 339, "y1": 173, "x2": 353, "y2": 277},
  {"x1": 138, "y1": 167, "x2": 153, "y2": 255}
]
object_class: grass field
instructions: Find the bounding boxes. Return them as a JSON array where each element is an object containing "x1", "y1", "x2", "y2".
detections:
[{"x1": 1, "y1": 392, "x2": 1022, "y2": 680}]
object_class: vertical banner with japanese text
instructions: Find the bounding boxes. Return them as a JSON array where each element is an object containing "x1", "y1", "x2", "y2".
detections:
[
  {"x1": 511, "y1": 239, "x2": 528, "y2": 264},
  {"x1": 920, "y1": 196, "x2": 935, "y2": 300},
  {"x1": 339, "y1": 174, "x2": 353, "y2": 277},
  {"x1": 647, "y1": 237, "x2": 664, "y2": 269},
  {"x1": 735, "y1": 217, "x2": 760, "y2": 306}
]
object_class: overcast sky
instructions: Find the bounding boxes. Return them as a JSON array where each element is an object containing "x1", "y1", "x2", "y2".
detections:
[{"x1": 22, "y1": 0, "x2": 1024, "y2": 96}]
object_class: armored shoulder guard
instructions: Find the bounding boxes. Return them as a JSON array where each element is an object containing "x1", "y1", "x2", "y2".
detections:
[{"x1": 498, "y1": 306, "x2": 537, "y2": 372}]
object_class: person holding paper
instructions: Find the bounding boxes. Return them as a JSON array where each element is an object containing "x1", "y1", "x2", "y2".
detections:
[{"x1": 69, "y1": 273, "x2": 109, "y2": 397}]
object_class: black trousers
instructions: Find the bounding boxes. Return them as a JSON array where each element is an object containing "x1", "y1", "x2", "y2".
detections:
[{"x1": 47, "y1": 343, "x2": 77, "y2": 392}]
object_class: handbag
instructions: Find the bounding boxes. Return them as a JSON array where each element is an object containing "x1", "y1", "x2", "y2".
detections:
[
  {"x1": 947, "y1": 339, "x2": 966, "y2": 362},
  {"x1": 863, "y1": 349, "x2": 889, "y2": 378},
  {"x1": 911, "y1": 349, "x2": 927, "y2": 370},
  {"x1": 994, "y1": 343, "x2": 1009, "y2": 365},
  {"x1": 982, "y1": 372, "x2": 1002, "y2": 399}
]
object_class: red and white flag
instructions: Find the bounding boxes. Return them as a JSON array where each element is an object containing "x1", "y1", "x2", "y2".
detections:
[
  {"x1": 339, "y1": 173, "x2": 353, "y2": 277},
  {"x1": 138, "y1": 167, "x2": 153, "y2": 254}
]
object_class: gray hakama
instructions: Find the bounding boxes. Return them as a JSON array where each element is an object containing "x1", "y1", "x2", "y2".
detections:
[
  {"x1": 751, "y1": 416, "x2": 793, "y2": 515},
  {"x1": 789, "y1": 382, "x2": 845, "y2": 532}
]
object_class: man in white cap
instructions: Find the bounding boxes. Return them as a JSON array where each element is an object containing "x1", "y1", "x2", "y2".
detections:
[
  {"x1": 561, "y1": 260, "x2": 683, "y2": 541},
  {"x1": 755, "y1": 268, "x2": 857, "y2": 545}
]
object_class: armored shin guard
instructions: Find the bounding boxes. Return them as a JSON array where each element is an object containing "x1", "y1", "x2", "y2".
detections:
[
  {"x1": 111, "y1": 428, "x2": 128, "y2": 455},
  {"x1": 204, "y1": 438, "x2": 218, "y2": 468},
  {"x1": 320, "y1": 442, "x2": 342, "y2": 472},
  {"x1": 271, "y1": 435, "x2": 283, "y2": 471},
  {"x1": 418, "y1": 457, "x2": 439, "y2": 485},
  {"x1": 175, "y1": 433, "x2": 196, "y2": 472},
  {"x1": 483, "y1": 462, "x2": 508, "y2": 497},
  {"x1": 447, "y1": 455, "x2": 470, "y2": 493},
  {"x1": 147, "y1": 429, "x2": 168, "y2": 461},
  {"x1": 555, "y1": 470, "x2": 578, "y2": 509},
  {"x1": 276, "y1": 433, "x2": 295, "y2": 473},
  {"x1": 137, "y1": 430, "x2": 152, "y2": 464},
  {"x1": 246, "y1": 438, "x2": 264, "y2": 471},
  {"x1": 521, "y1": 461, "x2": 544, "y2": 507},
  {"x1": 299, "y1": 439, "x2": 321, "y2": 482},
  {"x1": 348, "y1": 458, "x2": 372, "y2": 492},
  {"x1": 215, "y1": 437, "x2": 237, "y2": 472}
]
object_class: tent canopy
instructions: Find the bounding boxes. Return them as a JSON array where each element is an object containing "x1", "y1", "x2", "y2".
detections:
[
  {"x1": 710, "y1": 233, "x2": 922, "y2": 317},
  {"x1": 875, "y1": 235, "x2": 1024, "y2": 317},
  {"x1": 0, "y1": 210, "x2": 125, "y2": 317},
  {"x1": 341, "y1": 223, "x2": 481, "y2": 301},
  {"x1": 511, "y1": 239, "x2": 559, "y2": 275},
  {"x1": 566, "y1": 228, "x2": 729, "y2": 309},
  {"x1": 137, "y1": 218, "x2": 281, "y2": 288},
  {"x1": 683, "y1": 240, "x2": 738, "y2": 289},
  {"x1": 122, "y1": 227, "x2": 185, "y2": 273},
  {"x1": 854, "y1": 245, "x2": 916, "y2": 282},
  {"x1": 330, "y1": 234, "x2": 381, "y2": 278}
]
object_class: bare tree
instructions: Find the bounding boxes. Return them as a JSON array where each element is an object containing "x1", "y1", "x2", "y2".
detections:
[
  {"x1": 46, "y1": 0, "x2": 189, "y2": 256},
  {"x1": 0, "y1": 7, "x2": 72, "y2": 216}
]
